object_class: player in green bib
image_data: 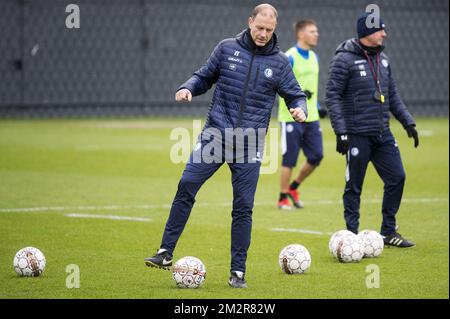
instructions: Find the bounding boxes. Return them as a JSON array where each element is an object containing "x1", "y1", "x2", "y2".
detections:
[{"x1": 278, "y1": 20, "x2": 326, "y2": 209}]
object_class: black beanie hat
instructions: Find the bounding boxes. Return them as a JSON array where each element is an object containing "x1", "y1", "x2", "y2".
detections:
[{"x1": 357, "y1": 12, "x2": 385, "y2": 39}]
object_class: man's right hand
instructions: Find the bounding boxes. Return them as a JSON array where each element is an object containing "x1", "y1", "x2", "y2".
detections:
[
  {"x1": 175, "y1": 89, "x2": 192, "y2": 102},
  {"x1": 336, "y1": 134, "x2": 349, "y2": 155},
  {"x1": 289, "y1": 108, "x2": 307, "y2": 123}
]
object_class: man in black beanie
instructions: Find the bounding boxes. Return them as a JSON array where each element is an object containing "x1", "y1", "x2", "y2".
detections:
[{"x1": 325, "y1": 11, "x2": 419, "y2": 247}]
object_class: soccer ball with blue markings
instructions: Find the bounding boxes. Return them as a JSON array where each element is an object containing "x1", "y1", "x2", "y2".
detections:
[
  {"x1": 13, "y1": 247, "x2": 46, "y2": 277},
  {"x1": 172, "y1": 256, "x2": 206, "y2": 288},
  {"x1": 357, "y1": 230, "x2": 384, "y2": 258},
  {"x1": 279, "y1": 244, "x2": 311, "y2": 274}
]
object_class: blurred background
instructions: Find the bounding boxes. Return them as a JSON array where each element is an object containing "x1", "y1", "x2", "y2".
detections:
[{"x1": 0, "y1": 0, "x2": 448, "y2": 118}]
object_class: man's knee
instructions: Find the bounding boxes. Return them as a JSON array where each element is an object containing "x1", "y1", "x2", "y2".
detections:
[
  {"x1": 232, "y1": 189, "x2": 257, "y2": 214},
  {"x1": 175, "y1": 176, "x2": 199, "y2": 205},
  {"x1": 307, "y1": 153, "x2": 323, "y2": 166},
  {"x1": 282, "y1": 154, "x2": 298, "y2": 168},
  {"x1": 388, "y1": 170, "x2": 406, "y2": 187},
  {"x1": 344, "y1": 183, "x2": 363, "y2": 196},
  {"x1": 232, "y1": 208, "x2": 253, "y2": 220},
  {"x1": 233, "y1": 191, "x2": 254, "y2": 210}
]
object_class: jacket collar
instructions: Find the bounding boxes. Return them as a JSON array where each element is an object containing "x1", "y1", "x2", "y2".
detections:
[
  {"x1": 357, "y1": 40, "x2": 385, "y2": 55},
  {"x1": 236, "y1": 28, "x2": 280, "y2": 56},
  {"x1": 335, "y1": 38, "x2": 385, "y2": 57}
]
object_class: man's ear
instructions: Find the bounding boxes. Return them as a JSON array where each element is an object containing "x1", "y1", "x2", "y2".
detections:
[{"x1": 248, "y1": 17, "x2": 253, "y2": 28}]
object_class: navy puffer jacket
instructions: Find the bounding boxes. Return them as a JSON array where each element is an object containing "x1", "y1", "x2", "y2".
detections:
[
  {"x1": 325, "y1": 39, "x2": 415, "y2": 136},
  {"x1": 179, "y1": 29, "x2": 307, "y2": 131}
]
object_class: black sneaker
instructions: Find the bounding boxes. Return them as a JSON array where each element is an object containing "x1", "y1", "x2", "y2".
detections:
[
  {"x1": 228, "y1": 271, "x2": 247, "y2": 288},
  {"x1": 144, "y1": 250, "x2": 173, "y2": 270},
  {"x1": 383, "y1": 232, "x2": 415, "y2": 248}
]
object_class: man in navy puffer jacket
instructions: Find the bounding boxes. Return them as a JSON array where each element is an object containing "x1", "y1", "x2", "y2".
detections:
[
  {"x1": 326, "y1": 12, "x2": 418, "y2": 248},
  {"x1": 145, "y1": 4, "x2": 307, "y2": 288}
]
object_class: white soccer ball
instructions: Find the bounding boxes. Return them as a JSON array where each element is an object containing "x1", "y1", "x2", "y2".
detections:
[
  {"x1": 357, "y1": 229, "x2": 384, "y2": 258},
  {"x1": 13, "y1": 247, "x2": 46, "y2": 277},
  {"x1": 334, "y1": 236, "x2": 365, "y2": 263},
  {"x1": 329, "y1": 230, "x2": 355, "y2": 256},
  {"x1": 172, "y1": 256, "x2": 206, "y2": 288},
  {"x1": 279, "y1": 244, "x2": 311, "y2": 274}
]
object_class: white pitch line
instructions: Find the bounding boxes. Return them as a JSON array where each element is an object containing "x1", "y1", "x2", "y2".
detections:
[
  {"x1": 0, "y1": 204, "x2": 171, "y2": 213},
  {"x1": 0, "y1": 197, "x2": 447, "y2": 213},
  {"x1": 271, "y1": 228, "x2": 332, "y2": 236},
  {"x1": 65, "y1": 213, "x2": 151, "y2": 222},
  {"x1": 418, "y1": 130, "x2": 434, "y2": 136}
]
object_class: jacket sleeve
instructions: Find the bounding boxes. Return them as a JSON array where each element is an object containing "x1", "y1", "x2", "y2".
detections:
[
  {"x1": 325, "y1": 53, "x2": 349, "y2": 135},
  {"x1": 388, "y1": 64, "x2": 415, "y2": 128},
  {"x1": 177, "y1": 42, "x2": 221, "y2": 96},
  {"x1": 277, "y1": 61, "x2": 308, "y2": 118}
]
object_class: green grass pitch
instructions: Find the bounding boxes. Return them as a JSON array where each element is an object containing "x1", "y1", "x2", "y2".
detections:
[{"x1": 0, "y1": 117, "x2": 448, "y2": 299}]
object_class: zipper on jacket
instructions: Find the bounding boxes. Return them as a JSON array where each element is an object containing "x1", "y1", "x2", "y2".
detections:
[
  {"x1": 253, "y1": 66, "x2": 260, "y2": 90},
  {"x1": 374, "y1": 55, "x2": 383, "y2": 136},
  {"x1": 237, "y1": 49, "x2": 257, "y2": 127}
]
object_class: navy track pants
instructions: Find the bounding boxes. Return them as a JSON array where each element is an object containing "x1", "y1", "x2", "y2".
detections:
[
  {"x1": 343, "y1": 130, "x2": 406, "y2": 236},
  {"x1": 160, "y1": 151, "x2": 261, "y2": 273}
]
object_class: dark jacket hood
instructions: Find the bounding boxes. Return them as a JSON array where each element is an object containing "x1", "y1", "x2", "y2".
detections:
[
  {"x1": 335, "y1": 38, "x2": 385, "y2": 57},
  {"x1": 236, "y1": 28, "x2": 280, "y2": 56}
]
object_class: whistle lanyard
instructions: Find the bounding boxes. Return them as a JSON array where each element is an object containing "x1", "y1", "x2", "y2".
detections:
[{"x1": 364, "y1": 51, "x2": 382, "y2": 94}]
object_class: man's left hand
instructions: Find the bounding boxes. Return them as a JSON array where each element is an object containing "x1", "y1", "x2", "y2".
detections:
[
  {"x1": 406, "y1": 125, "x2": 419, "y2": 148},
  {"x1": 289, "y1": 108, "x2": 306, "y2": 122}
]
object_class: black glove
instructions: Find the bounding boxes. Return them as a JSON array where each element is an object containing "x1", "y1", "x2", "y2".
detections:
[
  {"x1": 336, "y1": 134, "x2": 349, "y2": 155},
  {"x1": 318, "y1": 108, "x2": 328, "y2": 118},
  {"x1": 304, "y1": 90, "x2": 313, "y2": 100},
  {"x1": 406, "y1": 125, "x2": 419, "y2": 148}
]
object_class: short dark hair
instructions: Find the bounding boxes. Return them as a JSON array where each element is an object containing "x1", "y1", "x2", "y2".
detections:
[
  {"x1": 252, "y1": 4, "x2": 278, "y2": 19},
  {"x1": 294, "y1": 19, "x2": 317, "y2": 34}
]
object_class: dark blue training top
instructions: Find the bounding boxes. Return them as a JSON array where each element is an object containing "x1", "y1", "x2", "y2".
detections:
[
  {"x1": 179, "y1": 29, "x2": 308, "y2": 131},
  {"x1": 325, "y1": 38, "x2": 415, "y2": 136}
]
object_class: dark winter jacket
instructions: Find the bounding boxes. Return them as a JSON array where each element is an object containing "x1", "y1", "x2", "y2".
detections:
[
  {"x1": 325, "y1": 38, "x2": 415, "y2": 136},
  {"x1": 179, "y1": 29, "x2": 307, "y2": 131}
]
